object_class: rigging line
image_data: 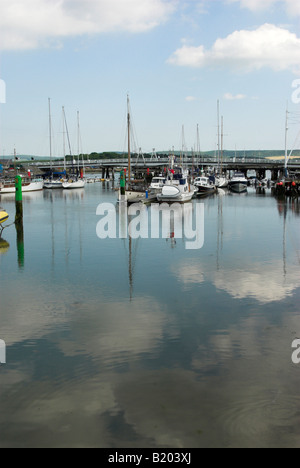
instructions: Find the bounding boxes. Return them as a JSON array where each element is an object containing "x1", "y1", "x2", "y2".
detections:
[{"x1": 63, "y1": 108, "x2": 73, "y2": 158}]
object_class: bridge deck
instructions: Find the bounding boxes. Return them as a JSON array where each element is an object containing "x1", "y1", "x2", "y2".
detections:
[{"x1": 30, "y1": 157, "x2": 300, "y2": 172}]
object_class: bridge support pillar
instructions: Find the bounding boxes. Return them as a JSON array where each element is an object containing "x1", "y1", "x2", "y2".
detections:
[
  {"x1": 102, "y1": 167, "x2": 105, "y2": 179},
  {"x1": 256, "y1": 169, "x2": 266, "y2": 180},
  {"x1": 106, "y1": 167, "x2": 110, "y2": 179},
  {"x1": 271, "y1": 169, "x2": 279, "y2": 181}
]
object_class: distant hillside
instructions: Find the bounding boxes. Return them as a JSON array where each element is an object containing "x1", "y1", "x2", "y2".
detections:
[
  {"x1": 196, "y1": 150, "x2": 300, "y2": 159},
  {"x1": 67, "y1": 150, "x2": 300, "y2": 160}
]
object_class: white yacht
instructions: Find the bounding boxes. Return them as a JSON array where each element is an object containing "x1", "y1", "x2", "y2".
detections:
[{"x1": 228, "y1": 173, "x2": 248, "y2": 193}]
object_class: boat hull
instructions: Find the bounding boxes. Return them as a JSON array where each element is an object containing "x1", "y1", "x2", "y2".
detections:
[
  {"x1": 229, "y1": 182, "x2": 248, "y2": 193},
  {"x1": 196, "y1": 187, "x2": 217, "y2": 197},
  {"x1": 117, "y1": 189, "x2": 146, "y2": 203},
  {"x1": 157, "y1": 193, "x2": 194, "y2": 203},
  {"x1": 44, "y1": 181, "x2": 64, "y2": 189},
  {"x1": 0, "y1": 181, "x2": 44, "y2": 194},
  {"x1": 63, "y1": 180, "x2": 86, "y2": 189},
  {"x1": 216, "y1": 177, "x2": 228, "y2": 188},
  {"x1": 157, "y1": 186, "x2": 195, "y2": 203}
]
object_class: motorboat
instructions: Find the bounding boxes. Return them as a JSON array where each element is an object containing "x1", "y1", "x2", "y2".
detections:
[
  {"x1": 0, "y1": 179, "x2": 44, "y2": 194},
  {"x1": 149, "y1": 176, "x2": 166, "y2": 193},
  {"x1": 157, "y1": 176, "x2": 195, "y2": 203},
  {"x1": 194, "y1": 176, "x2": 217, "y2": 196},
  {"x1": 228, "y1": 173, "x2": 248, "y2": 193},
  {"x1": 157, "y1": 184, "x2": 194, "y2": 203}
]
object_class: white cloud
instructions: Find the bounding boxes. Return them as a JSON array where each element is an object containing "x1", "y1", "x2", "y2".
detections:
[
  {"x1": 173, "y1": 259, "x2": 300, "y2": 304},
  {"x1": 185, "y1": 96, "x2": 197, "y2": 101},
  {"x1": 228, "y1": 0, "x2": 300, "y2": 15},
  {"x1": 227, "y1": 0, "x2": 279, "y2": 11},
  {"x1": 0, "y1": 0, "x2": 176, "y2": 51},
  {"x1": 224, "y1": 93, "x2": 247, "y2": 100},
  {"x1": 168, "y1": 24, "x2": 300, "y2": 73}
]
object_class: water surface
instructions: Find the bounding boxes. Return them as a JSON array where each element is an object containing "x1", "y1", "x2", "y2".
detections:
[{"x1": 0, "y1": 184, "x2": 299, "y2": 448}]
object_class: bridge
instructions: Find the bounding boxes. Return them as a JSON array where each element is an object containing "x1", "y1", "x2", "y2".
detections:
[{"x1": 30, "y1": 157, "x2": 300, "y2": 180}]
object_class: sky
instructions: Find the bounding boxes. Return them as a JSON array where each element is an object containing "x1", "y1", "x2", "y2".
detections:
[{"x1": 1, "y1": 0, "x2": 300, "y2": 157}]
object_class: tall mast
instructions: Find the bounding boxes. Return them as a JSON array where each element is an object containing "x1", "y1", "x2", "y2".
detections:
[
  {"x1": 63, "y1": 107, "x2": 73, "y2": 171},
  {"x1": 221, "y1": 115, "x2": 224, "y2": 174},
  {"x1": 181, "y1": 124, "x2": 186, "y2": 167},
  {"x1": 77, "y1": 110, "x2": 85, "y2": 177},
  {"x1": 48, "y1": 98, "x2": 52, "y2": 172},
  {"x1": 284, "y1": 103, "x2": 289, "y2": 176},
  {"x1": 77, "y1": 111, "x2": 80, "y2": 173},
  {"x1": 127, "y1": 95, "x2": 131, "y2": 182},
  {"x1": 196, "y1": 123, "x2": 201, "y2": 166},
  {"x1": 62, "y1": 106, "x2": 66, "y2": 172},
  {"x1": 217, "y1": 100, "x2": 220, "y2": 172}
]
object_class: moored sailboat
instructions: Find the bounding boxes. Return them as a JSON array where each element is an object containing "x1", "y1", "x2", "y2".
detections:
[
  {"x1": 117, "y1": 96, "x2": 147, "y2": 203},
  {"x1": 44, "y1": 98, "x2": 64, "y2": 190},
  {"x1": 118, "y1": 96, "x2": 147, "y2": 203},
  {"x1": 62, "y1": 109, "x2": 86, "y2": 190}
]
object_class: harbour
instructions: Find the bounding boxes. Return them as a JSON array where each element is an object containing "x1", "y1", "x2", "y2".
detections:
[{"x1": 0, "y1": 180, "x2": 299, "y2": 448}]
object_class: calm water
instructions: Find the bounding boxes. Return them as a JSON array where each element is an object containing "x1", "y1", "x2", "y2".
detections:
[{"x1": 0, "y1": 183, "x2": 300, "y2": 448}]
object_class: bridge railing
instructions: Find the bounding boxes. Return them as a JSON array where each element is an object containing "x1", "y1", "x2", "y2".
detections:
[{"x1": 30, "y1": 157, "x2": 300, "y2": 168}]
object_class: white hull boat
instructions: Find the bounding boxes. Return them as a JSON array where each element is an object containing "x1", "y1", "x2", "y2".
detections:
[
  {"x1": 229, "y1": 173, "x2": 248, "y2": 193},
  {"x1": 44, "y1": 180, "x2": 64, "y2": 189},
  {"x1": 0, "y1": 179, "x2": 44, "y2": 194},
  {"x1": 194, "y1": 177, "x2": 217, "y2": 196},
  {"x1": 63, "y1": 179, "x2": 86, "y2": 190},
  {"x1": 149, "y1": 177, "x2": 166, "y2": 193},
  {"x1": 215, "y1": 176, "x2": 228, "y2": 188},
  {"x1": 157, "y1": 184, "x2": 195, "y2": 203}
]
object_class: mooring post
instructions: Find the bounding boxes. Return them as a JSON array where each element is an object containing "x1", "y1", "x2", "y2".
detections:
[
  {"x1": 15, "y1": 175, "x2": 24, "y2": 267},
  {"x1": 120, "y1": 169, "x2": 126, "y2": 197},
  {"x1": 15, "y1": 175, "x2": 23, "y2": 224}
]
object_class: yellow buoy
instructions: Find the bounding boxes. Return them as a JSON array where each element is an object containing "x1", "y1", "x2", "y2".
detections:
[{"x1": 0, "y1": 210, "x2": 9, "y2": 225}]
